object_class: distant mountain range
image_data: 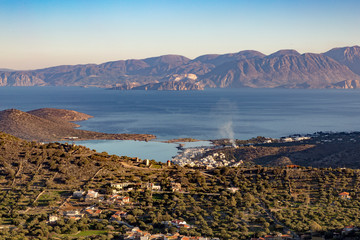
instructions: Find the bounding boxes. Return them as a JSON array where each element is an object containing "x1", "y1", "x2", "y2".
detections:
[{"x1": 1, "y1": 46, "x2": 360, "y2": 90}]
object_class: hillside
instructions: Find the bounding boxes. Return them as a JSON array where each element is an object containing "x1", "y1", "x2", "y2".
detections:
[
  {"x1": 1, "y1": 131, "x2": 360, "y2": 239},
  {"x1": 205, "y1": 132, "x2": 360, "y2": 169},
  {"x1": 324, "y1": 46, "x2": 360, "y2": 75},
  {"x1": 27, "y1": 108, "x2": 93, "y2": 128},
  {"x1": 201, "y1": 52, "x2": 360, "y2": 88},
  {"x1": 0, "y1": 108, "x2": 155, "y2": 142},
  {"x1": 1, "y1": 46, "x2": 360, "y2": 89}
]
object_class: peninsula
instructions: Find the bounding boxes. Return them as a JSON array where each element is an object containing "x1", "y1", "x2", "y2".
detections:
[{"x1": 0, "y1": 108, "x2": 155, "y2": 142}]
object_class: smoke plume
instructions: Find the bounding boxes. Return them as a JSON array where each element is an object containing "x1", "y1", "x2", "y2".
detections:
[{"x1": 220, "y1": 121, "x2": 237, "y2": 147}]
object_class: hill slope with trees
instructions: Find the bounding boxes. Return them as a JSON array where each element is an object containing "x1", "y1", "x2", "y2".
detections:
[{"x1": 1, "y1": 131, "x2": 360, "y2": 239}]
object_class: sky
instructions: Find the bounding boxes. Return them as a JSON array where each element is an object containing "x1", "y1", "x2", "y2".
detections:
[{"x1": 0, "y1": 0, "x2": 359, "y2": 70}]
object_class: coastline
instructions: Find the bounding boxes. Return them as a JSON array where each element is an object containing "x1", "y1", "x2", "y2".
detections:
[{"x1": 0, "y1": 108, "x2": 156, "y2": 142}]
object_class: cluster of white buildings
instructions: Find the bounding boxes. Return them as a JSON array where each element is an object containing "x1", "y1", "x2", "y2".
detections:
[
  {"x1": 280, "y1": 136, "x2": 311, "y2": 143},
  {"x1": 171, "y1": 135, "x2": 314, "y2": 169},
  {"x1": 111, "y1": 182, "x2": 162, "y2": 192},
  {"x1": 172, "y1": 147, "x2": 243, "y2": 168}
]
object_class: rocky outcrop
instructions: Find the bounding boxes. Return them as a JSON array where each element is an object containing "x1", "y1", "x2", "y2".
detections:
[
  {"x1": 133, "y1": 80, "x2": 204, "y2": 91},
  {"x1": 0, "y1": 72, "x2": 46, "y2": 86},
  {"x1": 109, "y1": 74, "x2": 204, "y2": 90},
  {"x1": 110, "y1": 82, "x2": 143, "y2": 90},
  {"x1": 329, "y1": 80, "x2": 360, "y2": 89}
]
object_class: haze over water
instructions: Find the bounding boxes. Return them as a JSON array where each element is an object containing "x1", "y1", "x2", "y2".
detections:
[{"x1": 1, "y1": 87, "x2": 360, "y2": 141}]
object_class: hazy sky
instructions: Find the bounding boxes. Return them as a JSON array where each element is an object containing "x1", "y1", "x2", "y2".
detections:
[{"x1": 1, "y1": 0, "x2": 359, "y2": 70}]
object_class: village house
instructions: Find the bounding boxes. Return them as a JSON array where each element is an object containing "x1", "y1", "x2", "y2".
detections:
[
  {"x1": 171, "y1": 182, "x2": 182, "y2": 192},
  {"x1": 139, "y1": 182, "x2": 162, "y2": 191},
  {"x1": 111, "y1": 182, "x2": 132, "y2": 190},
  {"x1": 141, "y1": 182, "x2": 152, "y2": 190},
  {"x1": 85, "y1": 190, "x2": 99, "y2": 201},
  {"x1": 60, "y1": 203, "x2": 84, "y2": 220},
  {"x1": 62, "y1": 209, "x2": 84, "y2": 220},
  {"x1": 106, "y1": 194, "x2": 131, "y2": 206},
  {"x1": 339, "y1": 192, "x2": 351, "y2": 200},
  {"x1": 48, "y1": 215, "x2": 58, "y2": 224},
  {"x1": 122, "y1": 196, "x2": 130, "y2": 203},
  {"x1": 84, "y1": 206, "x2": 102, "y2": 218},
  {"x1": 170, "y1": 220, "x2": 190, "y2": 229},
  {"x1": 110, "y1": 212, "x2": 122, "y2": 221},
  {"x1": 342, "y1": 225, "x2": 355, "y2": 233},
  {"x1": 342, "y1": 226, "x2": 359, "y2": 236},
  {"x1": 295, "y1": 136, "x2": 310, "y2": 141},
  {"x1": 63, "y1": 209, "x2": 80, "y2": 217},
  {"x1": 281, "y1": 137, "x2": 294, "y2": 143},
  {"x1": 152, "y1": 183, "x2": 161, "y2": 191},
  {"x1": 107, "y1": 194, "x2": 122, "y2": 203},
  {"x1": 117, "y1": 211, "x2": 127, "y2": 218},
  {"x1": 124, "y1": 227, "x2": 151, "y2": 240},
  {"x1": 110, "y1": 210, "x2": 127, "y2": 221},
  {"x1": 226, "y1": 187, "x2": 239, "y2": 193}
]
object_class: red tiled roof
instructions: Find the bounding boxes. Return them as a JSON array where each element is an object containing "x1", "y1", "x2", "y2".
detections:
[{"x1": 339, "y1": 192, "x2": 350, "y2": 196}]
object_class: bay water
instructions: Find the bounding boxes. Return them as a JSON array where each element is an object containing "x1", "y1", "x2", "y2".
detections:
[{"x1": 1, "y1": 87, "x2": 360, "y2": 161}]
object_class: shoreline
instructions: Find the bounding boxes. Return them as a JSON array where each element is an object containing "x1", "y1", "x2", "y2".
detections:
[
  {"x1": 73, "y1": 130, "x2": 360, "y2": 170},
  {"x1": 0, "y1": 108, "x2": 156, "y2": 142}
]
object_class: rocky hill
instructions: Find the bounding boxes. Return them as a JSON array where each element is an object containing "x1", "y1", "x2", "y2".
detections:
[
  {"x1": 0, "y1": 108, "x2": 155, "y2": 142},
  {"x1": 202, "y1": 51, "x2": 360, "y2": 88},
  {"x1": 193, "y1": 50, "x2": 266, "y2": 67},
  {"x1": 1, "y1": 46, "x2": 360, "y2": 89},
  {"x1": 27, "y1": 108, "x2": 93, "y2": 128},
  {"x1": 324, "y1": 46, "x2": 360, "y2": 75}
]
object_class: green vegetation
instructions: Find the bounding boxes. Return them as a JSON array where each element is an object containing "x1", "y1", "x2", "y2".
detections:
[
  {"x1": 1, "y1": 131, "x2": 360, "y2": 239},
  {"x1": 75, "y1": 230, "x2": 108, "y2": 236}
]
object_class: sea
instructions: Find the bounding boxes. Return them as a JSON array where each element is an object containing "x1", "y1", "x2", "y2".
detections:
[{"x1": 1, "y1": 87, "x2": 360, "y2": 161}]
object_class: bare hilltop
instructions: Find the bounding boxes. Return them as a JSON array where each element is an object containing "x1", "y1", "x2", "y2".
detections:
[{"x1": 0, "y1": 108, "x2": 155, "y2": 142}]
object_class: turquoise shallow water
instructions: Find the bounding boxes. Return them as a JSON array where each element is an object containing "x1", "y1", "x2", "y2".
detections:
[{"x1": 75, "y1": 140, "x2": 212, "y2": 162}]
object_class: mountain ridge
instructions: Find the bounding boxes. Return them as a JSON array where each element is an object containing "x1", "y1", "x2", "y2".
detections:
[
  {"x1": 324, "y1": 45, "x2": 360, "y2": 75},
  {"x1": 1, "y1": 46, "x2": 360, "y2": 89}
]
